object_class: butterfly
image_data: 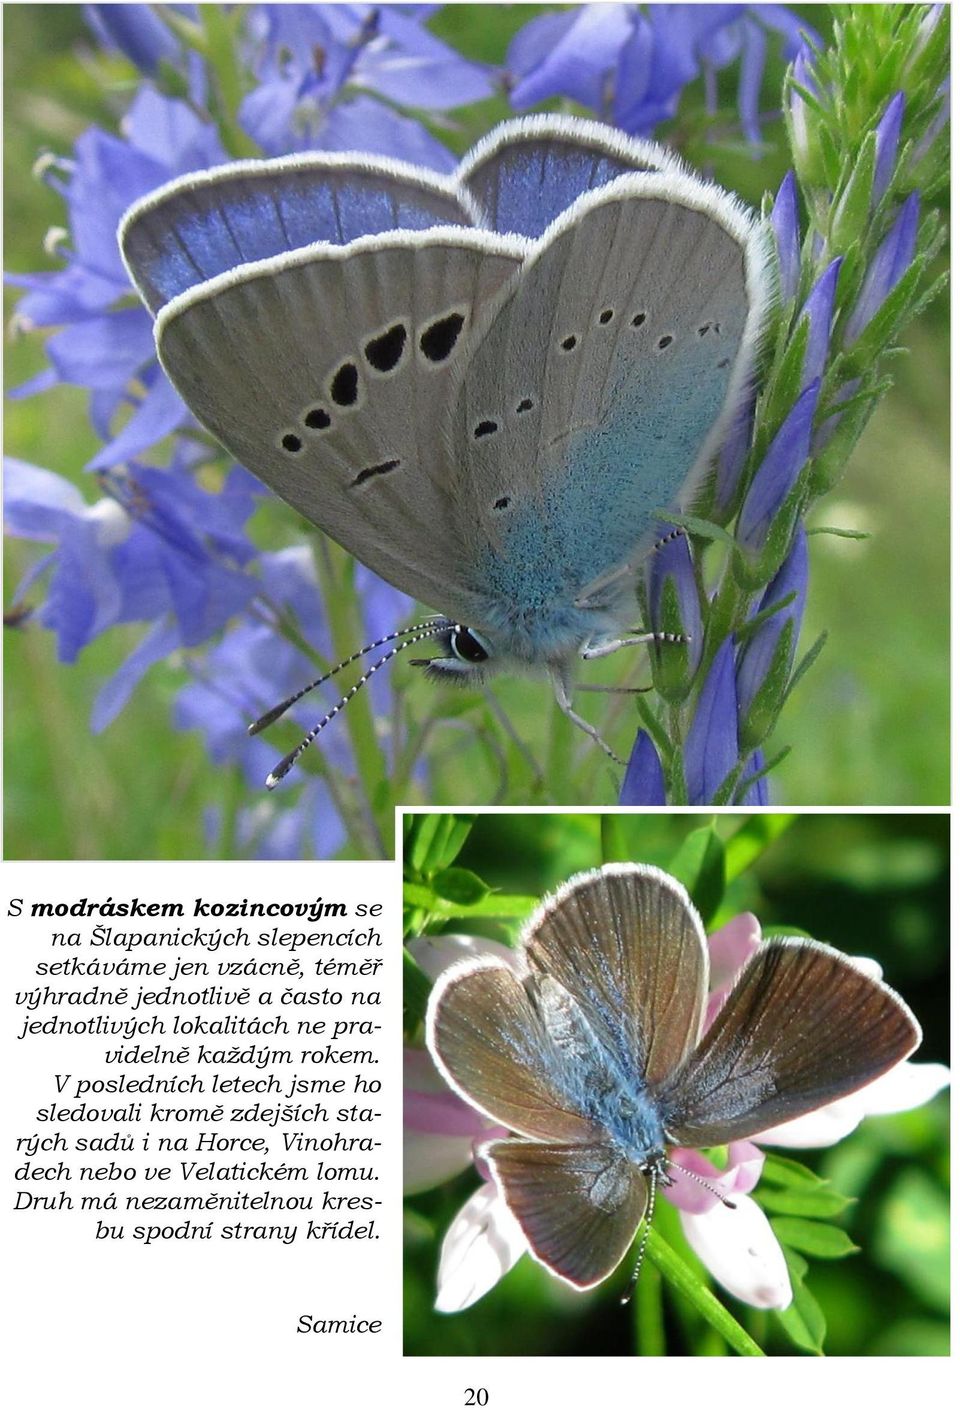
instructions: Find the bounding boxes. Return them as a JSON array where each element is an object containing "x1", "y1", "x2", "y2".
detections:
[
  {"x1": 120, "y1": 116, "x2": 771, "y2": 786},
  {"x1": 426, "y1": 863, "x2": 920, "y2": 1293}
]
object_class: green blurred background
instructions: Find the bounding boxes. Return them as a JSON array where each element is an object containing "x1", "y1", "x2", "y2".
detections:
[
  {"x1": 4, "y1": 6, "x2": 950, "y2": 860},
  {"x1": 404, "y1": 812, "x2": 949, "y2": 1356}
]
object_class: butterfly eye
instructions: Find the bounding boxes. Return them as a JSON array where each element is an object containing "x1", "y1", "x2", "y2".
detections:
[{"x1": 451, "y1": 626, "x2": 489, "y2": 664}]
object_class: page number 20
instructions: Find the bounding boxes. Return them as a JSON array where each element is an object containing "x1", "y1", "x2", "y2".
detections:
[{"x1": 465, "y1": 1391, "x2": 489, "y2": 1406}]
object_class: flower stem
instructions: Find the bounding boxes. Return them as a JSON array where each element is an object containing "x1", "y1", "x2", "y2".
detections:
[{"x1": 634, "y1": 1261, "x2": 666, "y2": 1355}]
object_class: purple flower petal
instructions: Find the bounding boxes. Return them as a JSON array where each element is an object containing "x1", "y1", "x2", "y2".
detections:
[
  {"x1": 684, "y1": 637, "x2": 739, "y2": 804},
  {"x1": 873, "y1": 90, "x2": 905, "y2": 205},
  {"x1": 844, "y1": 192, "x2": 920, "y2": 345},
  {"x1": 738, "y1": 380, "x2": 819, "y2": 550},
  {"x1": 798, "y1": 257, "x2": 841, "y2": 386},
  {"x1": 619, "y1": 729, "x2": 667, "y2": 805},
  {"x1": 771, "y1": 170, "x2": 801, "y2": 301}
]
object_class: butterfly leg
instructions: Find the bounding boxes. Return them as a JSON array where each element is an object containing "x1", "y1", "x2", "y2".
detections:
[
  {"x1": 581, "y1": 631, "x2": 688, "y2": 661},
  {"x1": 551, "y1": 671, "x2": 625, "y2": 766}
]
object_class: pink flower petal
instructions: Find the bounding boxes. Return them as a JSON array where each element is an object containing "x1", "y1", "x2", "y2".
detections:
[
  {"x1": 707, "y1": 913, "x2": 763, "y2": 989},
  {"x1": 704, "y1": 913, "x2": 763, "y2": 1028},
  {"x1": 662, "y1": 1141, "x2": 764, "y2": 1214},
  {"x1": 754, "y1": 1059, "x2": 950, "y2": 1148},
  {"x1": 404, "y1": 1131, "x2": 478, "y2": 1195},
  {"x1": 407, "y1": 932, "x2": 520, "y2": 982},
  {"x1": 680, "y1": 1193, "x2": 792, "y2": 1310},
  {"x1": 435, "y1": 1183, "x2": 527, "y2": 1313}
]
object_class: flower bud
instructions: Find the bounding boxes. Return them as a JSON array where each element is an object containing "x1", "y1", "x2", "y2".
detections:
[
  {"x1": 844, "y1": 192, "x2": 920, "y2": 345},
  {"x1": 684, "y1": 636, "x2": 738, "y2": 805},
  {"x1": 647, "y1": 523, "x2": 702, "y2": 699},
  {"x1": 737, "y1": 530, "x2": 809, "y2": 748},
  {"x1": 619, "y1": 730, "x2": 666, "y2": 805}
]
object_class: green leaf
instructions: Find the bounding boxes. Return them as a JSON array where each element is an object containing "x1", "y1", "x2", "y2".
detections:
[
  {"x1": 667, "y1": 825, "x2": 725, "y2": 925},
  {"x1": 402, "y1": 949, "x2": 432, "y2": 1036},
  {"x1": 645, "y1": 1229, "x2": 764, "y2": 1357},
  {"x1": 402, "y1": 881, "x2": 536, "y2": 921},
  {"x1": 806, "y1": 525, "x2": 871, "y2": 539},
  {"x1": 724, "y1": 815, "x2": 794, "y2": 880},
  {"x1": 405, "y1": 815, "x2": 474, "y2": 876},
  {"x1": 756, "y1": 1184, "x2": 853, "y2": 1219},
  {"x1": 432, "y1": 867, "x2": 490, "y2": 907},
  {"x1": 761, "y1": 1153, "x2": 827, "y2": 1187},
  {"x1": 776, "y1": 1248, "x2": 826, "y2": 1354},
  {"x1": 770, "y1": 1216, "x2": 859, "y2": 1260}
]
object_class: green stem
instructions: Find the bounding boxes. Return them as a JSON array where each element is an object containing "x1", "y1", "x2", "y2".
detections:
[
  {"x1": 645, "y1": 1229, "x2": 765, "y2": 1357},
  {"x1": 197, "y1": 4, "x2": 260, "y2": 158},
  {"x1": 634, "y1": 1262, "x2": 666, "y2": 1355}
]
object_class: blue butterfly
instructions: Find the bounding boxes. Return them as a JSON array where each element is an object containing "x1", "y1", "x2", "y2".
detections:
[
  {"x1": 120, "y1": 117, "x2": 770, "y2": 786},
  {"x1": 427, "y1": 864, "x2": 921, "y2": 1294}
]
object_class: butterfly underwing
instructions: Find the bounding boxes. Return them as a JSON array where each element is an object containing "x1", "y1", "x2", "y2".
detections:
[{"x1": 120, "y1": 117, "x2": 772, "y2": 782}]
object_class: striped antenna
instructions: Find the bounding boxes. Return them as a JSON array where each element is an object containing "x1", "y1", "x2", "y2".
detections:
[
  {"x1": 249, "y1": 619, "x2": 446, "y2": 736},
  {"x1": 663, "y1": 1157, "x2": 737, "y2": 1209},
  {"x1": 263, "y1": 620, "x2": 451, "y2": 790},
  {"x1": 620, "y1": 1169, "x2": 659, "y2": 1306}
]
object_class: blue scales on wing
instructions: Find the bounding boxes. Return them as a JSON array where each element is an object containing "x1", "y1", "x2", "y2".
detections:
[
  {"x1": 120, "y1": 153, "x2": 481, "y2": 314},
  {"x1": 450, "y1": 170, "x2": 766, "y2": 660},
  {"x1": 457, "y1": 116, "x2": 675, "y2": 238}
]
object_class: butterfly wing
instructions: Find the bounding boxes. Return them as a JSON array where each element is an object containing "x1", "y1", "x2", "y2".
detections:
[
  {"x1": 120, "y1": 153, "x2": 481, "y2": 313},
  {"x1": 149, "y1": 228, "x2": 526, "y2": 614},
  {"x1": 451, "y1": 173, "x2": 769, "y2": 627},
  {"x1": 457, "y1": 114, "x2": 676, "y2": 237},
  {"x1": 654, "y1": 938, "x2": 922, "y2": 1147},
  {"x1": 483, "y1": 1137, "x2": 648, "y2": 1289},
  {"x1": 427, "y1": 956, "x2": 605, "y2": 1144},
  {"x1": 521, "y1": 865, "x2": 708, "y2": 1087}
]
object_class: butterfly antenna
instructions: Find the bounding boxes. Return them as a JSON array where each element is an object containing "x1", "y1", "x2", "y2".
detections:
[
  {"x1": 620, "y1": 1170, "x2": 658, "y2": 1306},
  {"x1": 248, "y1": 620, "x2": 444, "y2": 736},
  {"x1": 263, "y1": 622, "x2": 450, "y2": 790},
  {"x1": 663, "y1": 1158, "x2": 736, "y2": 1209}
]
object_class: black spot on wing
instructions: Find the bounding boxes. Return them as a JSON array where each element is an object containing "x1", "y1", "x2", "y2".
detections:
[
  {"x1": 352, "y1": 458, "x2": 400, "y2": 488},
  {"x1": 330, "y1": 362, "x2": 359, "y2": 406},
  {"x1": 420, "y1": 312, "x2": 465, "y2": 362},
  {"x1": 304, "y1": 406, "x2": 331, "y2": 430},
  {"x1": 365, "y1": 323, "x2": 407, "y2": 373}
]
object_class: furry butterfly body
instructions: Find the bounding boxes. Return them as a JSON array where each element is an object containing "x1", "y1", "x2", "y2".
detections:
[
  {"x1": 120, "y1": 117, "x2": 771, "y2": 780},
  {"x1": 427, "y1": 865, "x2": 921, "y2": 1292}
]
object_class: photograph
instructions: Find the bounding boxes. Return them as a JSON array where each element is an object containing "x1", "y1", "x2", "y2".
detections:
[
  {"x1": 402, "y1": 810, "x2": 949, "y2": 1356},
  {"x1": 4, "y1": 3, "x2": 949, "y2": 860}
]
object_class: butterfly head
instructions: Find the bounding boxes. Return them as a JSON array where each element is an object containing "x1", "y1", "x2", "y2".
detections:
[{"x1": 412, "y1": 621, "x2": 495, "y2": 685}]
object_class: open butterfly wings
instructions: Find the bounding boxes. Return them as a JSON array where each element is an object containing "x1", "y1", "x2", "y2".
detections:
[
  {"x1": 120, "y1": 117, "x2": 770, "y2": 664},
  {"x1": 427, "y1": 865, "x2": 922, "y2": 1292}
]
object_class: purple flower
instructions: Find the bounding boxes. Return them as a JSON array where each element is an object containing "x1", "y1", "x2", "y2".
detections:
[
  {"x1": 239, "y1": 4, "x2": 491, "y2": 167},
  {"x1": 5, "y1": 454, "x2": 258, "y2": 664},
  {"x1": 873, "y1": 91, "x2": 905, "y2": 205},
  {"x1": 647, "y1": 523, "x2": 703, "y2": 674},
  {"x1": 619, "y1": 730, "x2": 667, "y2": 805},
  {"x1": 844, "y1": 192, "x2": 920, "y2": 345},
  {"x1": 771, "y1": 170, "x2": 801, "y2": 301},
  {"x1": 7, "y1": 88, "x2": 226, "y2": 464},
  {"x1": 83, "y1": 4, "x2": 191, "y2": 74},
  {"x1": 684, "y1": 636, "x2": 739, "y2": 804},
  {"x1": 737, "y1": 530, "x2": 809, "y2": 730},
  {"x1": 737, "y1": 380, "x2": 819, "y2": 554},
  {"x1": 798, "y1": 256, "x2": 841, "y2": 387},
  {"x1": 507, "y1": 4, "x2": 816, "y2": 144}
]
